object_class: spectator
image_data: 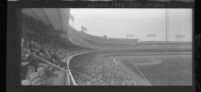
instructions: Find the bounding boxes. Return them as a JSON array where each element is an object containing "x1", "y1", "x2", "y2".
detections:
[
  {"x1": 21, "y1": 60, "x2": 29, "y2": 80},
  {"x1": 50, "y1": 51, "x2": 61, "y2": 64},
  {"x1": 36, "y1": 46, "x2": 46, "y2": 57},
  {"x1": 21, "y1": 38, "x2": 25, "y2": 48},
  {"x1": 26, "y1": 54, "x2": 39, "y2": 72}
]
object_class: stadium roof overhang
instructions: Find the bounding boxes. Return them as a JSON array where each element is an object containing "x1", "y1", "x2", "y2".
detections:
[
  {"x1": 21, "y1": 8, "x2": 70, "y2": 36},
  {"x1": 21, "y1": 8, "x2": 90, "y2": 49}
]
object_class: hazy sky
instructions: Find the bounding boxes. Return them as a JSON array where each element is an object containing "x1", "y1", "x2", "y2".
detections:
[{"x1": 70, "y1": 8, "x2": 192, "y2": 41}]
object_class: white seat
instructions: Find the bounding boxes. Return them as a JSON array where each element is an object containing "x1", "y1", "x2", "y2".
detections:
[
  {"x1": 31, "y1": 77, "x2": 41, "y2": 85},
  {"x1": 29, "y1": 72, "x2": 39, "y2": 81},
  {"x1": 37, "y1": 67, "x2": 44, "y2": 73},
  {"x1": 37, "y1": 67, "x2": 45, "y2": 76},
  {"x1": 21, "y1": 79, "x2": 31, "y2": 85}
]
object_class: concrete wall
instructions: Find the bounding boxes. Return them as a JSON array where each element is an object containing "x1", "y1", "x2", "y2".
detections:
[{"x1": 136, "y1": 42, "x2": 192, "y2": 50}]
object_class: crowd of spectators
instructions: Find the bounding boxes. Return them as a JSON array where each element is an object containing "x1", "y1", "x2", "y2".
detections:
[
  {"x1": 21, "y1": 38, "x2": 68, "y2": 85},
  {"x1": 70, "y1": 56, "x2": 137, "y2": 85}
]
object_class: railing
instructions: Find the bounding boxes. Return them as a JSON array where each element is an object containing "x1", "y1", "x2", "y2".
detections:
[
  {"x1": 35, "y1": 55, "x2": 67, "y2": 72},
  {"x1": 31, "y1": 55, "x2": 77, "y2": 85}
]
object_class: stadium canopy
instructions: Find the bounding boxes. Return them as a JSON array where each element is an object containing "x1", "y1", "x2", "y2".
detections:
[{"x1": 22, "y1": 8, "x2": 70, "y2": 36}]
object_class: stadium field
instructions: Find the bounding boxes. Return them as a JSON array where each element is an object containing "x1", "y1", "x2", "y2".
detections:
[{"x1": 69, "y1": 50, "x2": 192, "y2": 85}]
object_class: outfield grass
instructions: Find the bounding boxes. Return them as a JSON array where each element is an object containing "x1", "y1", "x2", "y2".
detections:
[{"x1": 119, "y1": 54, "x2": 192, "y2": 85}]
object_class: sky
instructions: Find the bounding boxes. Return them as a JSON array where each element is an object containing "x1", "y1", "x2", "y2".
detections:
[{"x1": 70, "y1": 8, "x2": 192, "y2": 41}]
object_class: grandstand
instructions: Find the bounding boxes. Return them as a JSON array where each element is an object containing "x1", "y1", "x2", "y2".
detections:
[
  {"x1": 68, "y1": 25, "x2": 191, "y2": 51},
  {"x1": 20, "y1": 8, "x2": 93, "y2": 85},
  {"x1": 68, "y1": 25, "x2": 140, "y2": 49}
]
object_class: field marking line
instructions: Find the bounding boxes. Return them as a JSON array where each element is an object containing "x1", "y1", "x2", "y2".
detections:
[
  {"x1": 132, "y1": 62, "x2": 151, "y2": 85},
  {"x1": 67, "y1": 50, "x2": 98, "y2": 86}
]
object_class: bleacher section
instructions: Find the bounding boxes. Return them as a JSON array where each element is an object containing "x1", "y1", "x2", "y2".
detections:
[
  {"x1": 68, "y1": 25, "x2": 192, "y2": 51},
  {"x1": 68, "y1": 26, "x2": 140, "y2": 50}
]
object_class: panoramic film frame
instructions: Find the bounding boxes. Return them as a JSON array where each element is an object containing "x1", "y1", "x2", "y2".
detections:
[{"x1": 6, "y1": 0, "x2": 195, "y2": 92}]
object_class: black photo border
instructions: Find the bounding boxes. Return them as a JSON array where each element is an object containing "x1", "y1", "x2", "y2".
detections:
[{"x1": 6, "y1": 1, "x2": 196, "y2": 92}]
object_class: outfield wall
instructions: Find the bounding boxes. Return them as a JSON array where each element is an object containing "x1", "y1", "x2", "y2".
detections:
[{"x1": 137, "y1": 42, "x2": 192, "y2": 51}]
